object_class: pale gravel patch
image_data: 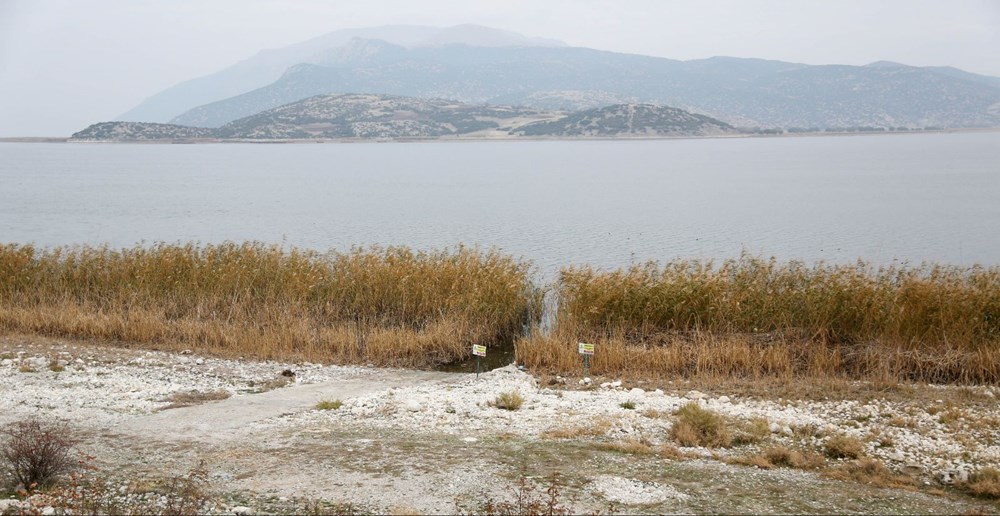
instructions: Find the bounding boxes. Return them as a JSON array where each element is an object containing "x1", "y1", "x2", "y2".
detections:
[
  {"x1": 3, "y1": 339, "x2": 1000, "y2": 489},
  {"x1": 591, "y1": 475, "x2": 690, "y2": 505}
]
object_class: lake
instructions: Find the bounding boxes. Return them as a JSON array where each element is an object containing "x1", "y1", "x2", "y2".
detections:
[{"x1": 2, "y1": 132, "x2": 999, "y2": 276}]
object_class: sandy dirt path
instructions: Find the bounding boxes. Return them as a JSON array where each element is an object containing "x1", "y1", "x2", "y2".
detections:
[{"x1": 125, "y1": 370, "x2": 464, "y2": 442}]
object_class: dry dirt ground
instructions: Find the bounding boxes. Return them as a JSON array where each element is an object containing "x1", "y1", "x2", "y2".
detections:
[{"x1": 1, "y1": 334, "x2": 999, "y2": 514}]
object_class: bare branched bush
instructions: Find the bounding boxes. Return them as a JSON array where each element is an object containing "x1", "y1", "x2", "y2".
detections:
[
  {"x1": 0, "y1": 418, "x2": 75, "y2": 490},
  {"x1": 456, "y1": 472, "x2": 571, "y2": 516}
]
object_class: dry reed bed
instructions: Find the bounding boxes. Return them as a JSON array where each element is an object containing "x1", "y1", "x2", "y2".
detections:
[
  {"x1": 0, "y1": 243, "x2": 540, "y2": 367},
  {"x1": 518, "y1": 256, "x2": 1000, "y2": 383},
  {"x1": 3, "y1": 245, "x2": 1000, "y2": 382}
]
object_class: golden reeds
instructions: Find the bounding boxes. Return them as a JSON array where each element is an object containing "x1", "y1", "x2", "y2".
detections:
[
  {"x1": 517, "y1": 255, "x2": 1000, "y2": 383},
  {"x1": 0, "y1": 243, "x2": 540, "y2": 367},
  {"x1": 4, "y1": 244, "x2": 1000, "y2": 382}
]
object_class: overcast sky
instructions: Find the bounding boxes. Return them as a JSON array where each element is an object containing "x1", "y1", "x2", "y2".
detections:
[{"x1": 1, "y1": 0, "x2": 998, "y2": 136}]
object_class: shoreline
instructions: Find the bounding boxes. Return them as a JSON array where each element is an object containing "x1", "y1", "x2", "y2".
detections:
[{"x1": 3, "y1": 127, "x2": 999, "y2": 145}]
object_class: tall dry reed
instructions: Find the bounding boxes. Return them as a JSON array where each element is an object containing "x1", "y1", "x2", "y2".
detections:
[
  {"x1": 0, "y1": 243, "x2": 540, "y2": 367},
  {"x1": 517, "y1": 255, "x2": 1000, "y2": 383}
]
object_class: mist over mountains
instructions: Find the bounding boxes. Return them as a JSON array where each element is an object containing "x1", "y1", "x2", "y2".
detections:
[{"x1": 114, "y1": 24, "x2": 1000, "y2": 132}]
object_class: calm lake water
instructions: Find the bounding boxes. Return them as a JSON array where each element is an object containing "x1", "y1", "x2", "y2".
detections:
[{"x1": 2, "y1": 132, "x2": 999, "y2": 275}]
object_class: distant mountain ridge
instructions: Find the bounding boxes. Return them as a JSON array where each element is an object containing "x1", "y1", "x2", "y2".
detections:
[
  {"x1": 163, "y1": 42, "x2": 1000, "y2": 130},
  {"x1": 116, "y1": 25, "x2": 565, "y2": 123},
  {"x1": 114, "y1": 24, "x2": 1000, "y2": 130},
  {"x1": 75, "y1": 95, "x2": 737, "y2": 140}
]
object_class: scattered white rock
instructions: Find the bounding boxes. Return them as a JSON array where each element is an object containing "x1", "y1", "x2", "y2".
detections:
[
  {"x1": 629, "y1": 388, "x2": 646, "y2": 396},
  {"x1": 592, "y1": 475, "x2": 689, "y2": 505},
  {"x1": 230, "y1": 506, "x2": 254, "y2": 515},
  {"x1": 579, "y1": 377, "x2": 592, "y2": 386},
  {"x1": 405, "y1": 400, "x2": 422, "y2": 412},
  {"x1": 195, "y1": 358, "x2": 205, "y2": 365},
  {"x1": 685, "y1": 390, "x2": 706, "y2": 400},
  {"x1": 610, "y1": 380, "x2": 622, "y2": 389},
  {"x1": 717, "y1": 396, "x2": 730, "y2": 404}
]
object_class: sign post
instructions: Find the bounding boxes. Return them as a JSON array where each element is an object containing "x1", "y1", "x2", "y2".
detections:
[
  {"x1": 578, "y1": 342, "x2": 594, "y2": 374},
  {"x1": 472, "y1": 344, "x2": 487, "y2": 379}
]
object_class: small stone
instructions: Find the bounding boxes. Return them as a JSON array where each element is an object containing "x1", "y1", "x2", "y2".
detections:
[
  {"x1": 600, "y1": 382, "x2": 611, "y2": 389},
  {"x1": 0, "y1": 359, "x2": 12, "y2": 367},
  {"x1": 610, "y1": 380, "x2": 622, "y2": 389},
  {"x1": 0, "y1": 500, "x2": 26, "y2": 512},
  {"x1": 180, "y1": 349, "x2": 193, "y2": 355},
  {"x1": 717, "y1": 396, "x2": 730, "y2": 404},
  {"x1": 231, "y1": 507, "x2": 254, "y2": 515},
  {"x1": 651, "y1": 389, "x2": 665, "y2": 396},
  {"x1": 769, "y1": 422, "x2": 781, "y2": 434},
  {"x1": 900, "y1": 462, "x2": 922, "y2": 477},
  {"x1": 780, "y1": 426, "x2": 793, "y2": 436},
  {"x1": 685, "y1": 390, "x2": 706, "y2": 400},
  {"x1": 41, "y1": 507, "x2": 56, "y2": 516},
  {"x1": 462, "y1": 437, "x2": 478, "y2": 443},
  {"x1": 629, "y1": 388, "x2": 646, "y2": 396},
  {"x1": 937, "y1": 469, "x2": 956, "y2": 485},
  {"x1": 194, "y1": 358, "x2": 205, "y2": 365},
  {"x1": 581, "y1": 377, "x2": 592, "y2": 385},
  {"x1": 405, "y1": 400, "x2": 422, "y2": 412}
]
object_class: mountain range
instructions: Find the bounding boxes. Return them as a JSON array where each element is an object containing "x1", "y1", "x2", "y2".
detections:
[{"x1": 112, "y1": 25, "x2": 1000, "y2": 132}]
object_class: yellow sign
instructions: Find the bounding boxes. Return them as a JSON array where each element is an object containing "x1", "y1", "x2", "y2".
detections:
[
  {"x1": 578, "y1": 342, "x2": 595, "y2": 355},
  {"x1": 472, "y1": 344, "x2": 487, "y2": 357}
]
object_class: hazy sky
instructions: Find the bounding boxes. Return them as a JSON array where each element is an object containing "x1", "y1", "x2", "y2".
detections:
[{"x1": 1, "y1": 0, "x2": 998, "y2": 136}]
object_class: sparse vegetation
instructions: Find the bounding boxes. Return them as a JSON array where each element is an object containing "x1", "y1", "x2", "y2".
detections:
[
  {"x1": 961, "y1": 467, "x2": 1000, "y2": 499},
  {"x1": 161, "y1": 390, "x2": 231, "y2": 410},
  {"x1": 670, "y1": 403, "x2": 731, "y2": 448},
  {"x1": 619, "y1": 400, "x2": 636, "y2": 410},
  {"x1": 0, "y1": 418, "x2": 75, "y2": 490},
  {"x1": 315, "y1": 399, "x2": 343, "y2": 411},
  {"x1": 43, "y1": 459, "x2": 214, "y2": 515},
  {"x1": 824, "y1": 434, "x2": 866, "y2": 460},
  {"x1": 825, "y1": 458, "x2": 916, "y2": 489},
  {"x1": 456, "y1": 472, "x2": 571, "y2": 516},
  {"x1": 492, "y1": 391, "x2": 525, "y2": 411},
  {"x1": 541, "y1": 417, "x2": 612, "y2": 439}
]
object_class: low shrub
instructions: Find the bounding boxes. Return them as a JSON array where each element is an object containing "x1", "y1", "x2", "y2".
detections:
[
  {"x1": 670, "y1": 403, "x2": 731, "y2": 448},
  {"x1": 824, "y1": 434, "x2": 865, "y2": 459},
  {"x1": 0, "y1": 418, "x2": 75, "y2": 490},
  {"x1": 492, "y1": 391, "x2": 525, "y2": 411},
  {"x1": 315, "y1": 400, "x2": 343, "y2": 411},
  {"x1": 825, "y1": 458, "x2": 916, "y2": 489},
  {"x1": 962, "y1": 467, "x2": 1000, "y2": 499}
]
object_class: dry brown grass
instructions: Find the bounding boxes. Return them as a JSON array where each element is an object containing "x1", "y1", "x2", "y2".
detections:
[
  {"x1": 824, "y1": 434, "x2": 866, "y2": 460},
  {"x1": 160, "y1": 390, "x2": 231, "y2": 410},
  {"x1": 0, "y1": 243, "x2": 539, "y2": 368},
  {"x1": 518, "y1": 255, "x2": 1000, "y2": 383},
  {"x1": 671, "y1": 402, "x2": 732, "y2": 448},
  {"x1": 541, "y1": 417, "x2": 613, "y2": 439},
  {"x1": 825, "y1": 458, "x2": 917, "y2": 489},
  {"x1": 961, "y1": 467, "x2": 1000, "y2": 499}
]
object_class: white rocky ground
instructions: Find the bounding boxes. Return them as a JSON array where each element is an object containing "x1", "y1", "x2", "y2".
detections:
[{"x1": 1, "y1": 336, "x2": 999, "y2": 514}]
